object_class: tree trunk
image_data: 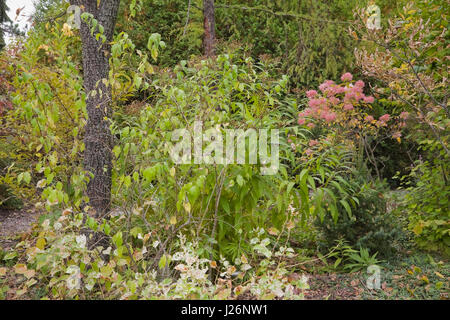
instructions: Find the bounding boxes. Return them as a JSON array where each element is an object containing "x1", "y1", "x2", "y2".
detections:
[
  {"x1": 203, "y1": 0, "x2": 215, "y2": 57},
  {"x1": 71, "y1": 0, "x2": 120, "y2": 217}
]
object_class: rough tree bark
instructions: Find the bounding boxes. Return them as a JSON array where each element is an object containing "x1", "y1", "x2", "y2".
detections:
[
  {"x1": 70, "y1": 0, "x2": 120, "y2": 217},
  {"x1": 203, "y1": 0, "x2": 215, "y2": 57}
]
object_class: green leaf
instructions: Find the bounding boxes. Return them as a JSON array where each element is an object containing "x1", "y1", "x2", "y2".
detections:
[
  {"x1": 158, "y1": 254, "x2": 167, "y2": 269},
  {"x1": 112, "y1": 232, "x2": 123, "y2": 247},
  {"x1": 23, "y1": 172, "x2": 31, "y2": 184},
  {"x1": 3, "y1": 252, "x2": 18, "y2": 260}
]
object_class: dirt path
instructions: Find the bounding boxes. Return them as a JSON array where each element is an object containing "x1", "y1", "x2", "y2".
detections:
[{"x1": 0, "y1": 207, "x2": 41, "y2": 249}]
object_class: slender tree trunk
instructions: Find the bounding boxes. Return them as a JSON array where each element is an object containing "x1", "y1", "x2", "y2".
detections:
[
  {"x1": 71, "y1": 0, "x2": 120, "y2": 217},
  {"x1": 203, "y1": 0, "x2": 215, "y2": 57}
]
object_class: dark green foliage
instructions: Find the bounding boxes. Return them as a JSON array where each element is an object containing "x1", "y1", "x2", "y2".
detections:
[
  {"x1": 114, "y1": 0, "x2": 406, "y2": 90},
  {"x1": 215, "y1": 0, "x2": 356, "y2": 88},
  {"x1": 0, "y1": 158, "x2": 23, "y2": 209},
  {"x1": 116, "y1": 0, "x2": 203, "y2": 67},
  {"x1": 316, "y1": 176, "x2": 402, "y2": 258},
  {"x1": 366, "y1": 98, "x2": 419, "y2": 187},
  {"x1": 0, "y1": 184, "x2": 23, "y2": 209},
  {"x1": 0, "y1": 0, "x2": 11, "y2": 50}
]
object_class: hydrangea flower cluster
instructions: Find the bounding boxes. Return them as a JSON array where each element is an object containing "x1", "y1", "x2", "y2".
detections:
[{"x1": 298, "y1": 73, "x2": 409, "y2": 142}]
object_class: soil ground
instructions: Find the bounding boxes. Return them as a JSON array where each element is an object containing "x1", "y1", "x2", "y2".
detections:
[{"x1": 0, "y1": 207, "x2": 41, "y2": 249}]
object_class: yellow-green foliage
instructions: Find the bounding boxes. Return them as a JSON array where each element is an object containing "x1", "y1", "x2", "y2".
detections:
[{"x1": 0, "y1": 23, "x2": 87, "y2": 209}]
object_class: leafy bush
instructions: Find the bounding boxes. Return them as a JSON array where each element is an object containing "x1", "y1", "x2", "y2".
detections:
[
  {"x1": 3, "y1": 214, "x2": 308, "y2": 299},
  {"x1": 400, "y1": 142, "x2": 450, "y2": 256},
  {"x1": 316, "y1": 176, "x2": 402, "y2": 258},
  {"x1": 116, "y1": 0, "x2": 203, "y2": 67},
  {"x1": 109, "y1": 53, "x2": 298, "y2": 261}
]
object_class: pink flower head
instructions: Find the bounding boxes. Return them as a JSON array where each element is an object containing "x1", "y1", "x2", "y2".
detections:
[
  {"x1": 400, "y1": 111, "x2": 409, "y2": 120},
  {"x1": 306, "y1": 90, "x2": 318, "y2": 98},
  {"x1": 319, "y1": 80, "x2": 335, "y2": 92},
  {"x1": 307, "y1": 123, "x2": 316, "y2": 129},
  {"x1": 365, "y1": 115, "x2": 374, "y2": 122},
  {"x1": 308, "y1": 98, "x2": 321, "y2": 108},
  {"x1": 318, "y1": 97, "x2": 328, "y2": 107},
  {"x1": 309, "y1": 139, "x2": 319, "y2": 147},
  {"x1": 351, "y1": 84, "x2": 364, "y2": 94},
  {"x1": 355, "y1": 80, "x2": 365, "y2": 88},
  {"x1": 354, "y1": 92, "x2": 364, "y2": 102},
  {"x1": 344, "y1": 91, "x2": 356, "y2": 102},
  {"x1": 335, "y1": 86, "x2": 346, "y2": 94},
  {"x1": 379, "y1": 114, "x2": 390, "y2": 122},
  {"x1": 329, "y1": 96, "x2": 340, "y2": 106},
  {"x1": 324, "y1": 112, "x2": 337, "y2": 123},
  {"x1": 363, "y1": 96, "x2": 375, "y2": 104},
  {"x1": 298, "y1": 118, "x2": 306, "y2": 125},
  {"x1": 341, "y1": 72, "x2": 353, "y2": 82},
  {"x1": 343, "y1": 104, "x2": 354, "y2": 111}
]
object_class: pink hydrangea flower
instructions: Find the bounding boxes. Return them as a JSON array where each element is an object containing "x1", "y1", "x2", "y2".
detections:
[
  {"x1": 341, "y1": 72, "x2": 353, "y2": 82},
  {"x1": 344, "y1": 91, "x2": 356, "y2": 102},
  {"x1": 355, "y1": 80, "x2": 365, "y2": 88},
  {"x1": 308, "y1": 98, "x2": 321, "y2": 108},
  {"x1": 351, "y1": 85, "x2": 363, "y2": 94},
  {"x1": 343, "y1": 104, "x2": 354, "y2": 111},
  {"x1": 379, "y1": 114, "x2": 390, "y2": 122},
  {"x1": 400, "y1": 111, "x2": 409, "y2": 120},
  {"x1": 324, "y1": 112, "x2": 337, "y2": 123},
  {"x1": 319, "y1": 80, "x2": 335, "y2": 92},
  {"x1": 365, "y1": 115, "x2": 374, "y2": 122},
  {"x1": 363, "y1": 96, "x2": 375, "y2": 104},
  {"x1": 329, "y1": 97, "x2": 340, "y2": 106},
  {"x1": 335, "y1": 86, "x2": 346, "y2": 94},
  {"x1": 306, "y1": 90, "x2": 318, "y2": 98}
]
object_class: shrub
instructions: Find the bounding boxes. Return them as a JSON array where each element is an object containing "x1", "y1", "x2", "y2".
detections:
[
  {"x1": 316, "y1": 176, "x2": 402, "y2": 258},
  {"x1": 400, "y1": 142, "x2": 450, "y2": 256}
]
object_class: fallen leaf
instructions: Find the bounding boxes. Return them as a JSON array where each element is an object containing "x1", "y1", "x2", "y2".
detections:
[
  {"x1": 350, "y1": 280, "x2": 359, "y2": 286},
  {"x1": 14, "y1": 264, "x2": 27, "y2": 274},
  {"x1": 24, "y1": 269, "x2": 35, "y2": 279},
  {"x1": 36, "y1": 237, "x2": 46, "y2": 250},
  {"x1": 421, "y1": 275, "x2": 429, "y2": 284}
]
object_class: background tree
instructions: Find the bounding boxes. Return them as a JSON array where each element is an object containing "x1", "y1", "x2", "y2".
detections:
[
  {"x1": 0, "y1": 0, "x2": 11, "y2": 50},
  {"x1": 203, "y1": 0, "x2": 215, "y2": 57},
  {"x1": 70, "y1": 0, "x2": 121, "y2": 217}
]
